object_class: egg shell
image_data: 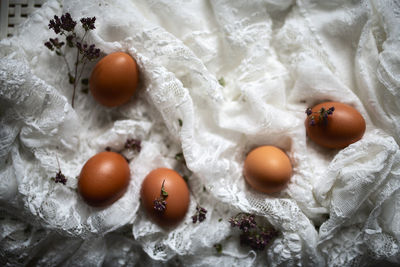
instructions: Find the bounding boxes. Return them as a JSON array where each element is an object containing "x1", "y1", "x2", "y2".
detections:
[
  {"x1": 244, "y1": 146, "x2": 292, "y2": 194},
  {"x1": 78, "y1": 152, "x2": 130, "y2": 207},
  {"x1": 141, "y1": 168, "x2": 190, "y2": 227},
  {"x1": 90, "y1": 52, "x2": 139, "y2": 107},
  {"x1": 305, "y1": 102, "x2": 366, "y2": 149}
]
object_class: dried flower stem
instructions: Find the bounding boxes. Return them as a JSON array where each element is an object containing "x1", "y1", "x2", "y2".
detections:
[
  {"x1": 305, "y1": 106, "x2": 335, "y2": 126},
  {"x1": 45, "y1": 13, "x2": 100, "y2": 108},
  {"x1": 51, "y1": 154, "x2": 67, "y2": 185}
]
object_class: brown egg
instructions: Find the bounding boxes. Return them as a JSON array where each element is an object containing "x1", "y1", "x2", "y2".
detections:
[
  {"x1": 305, "y1": 102, "x2": 366, "y2": 149},
  {"x1": 78, "y1": 152, "x2": 130, "y2": 207},
  {"x1": 90, "y1": 52, "x2": 139, "y2": 107},
  {"x1": 141, "y1": 168, "x2": 190, "y2": 227},
  {"x1": 244, "y1": 146, "x2": 292, "y2": 194}
]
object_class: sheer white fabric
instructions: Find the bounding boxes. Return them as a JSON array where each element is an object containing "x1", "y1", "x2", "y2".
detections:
[{"x1": 1, "y1": 0, "x2": 400, "y2": 266}]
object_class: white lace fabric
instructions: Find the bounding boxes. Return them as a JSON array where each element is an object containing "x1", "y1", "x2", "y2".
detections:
[{"x1": 1, "y1": 0, "x2": 400, "y2": 266}]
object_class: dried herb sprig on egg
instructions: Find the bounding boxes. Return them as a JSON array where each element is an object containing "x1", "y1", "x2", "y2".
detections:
[
  {"x1": 153, "y1": 180, "x2": 168, "y2": 213},
  {"x1": 305, "y1": 106, "x2": 335, "y2": 126}
]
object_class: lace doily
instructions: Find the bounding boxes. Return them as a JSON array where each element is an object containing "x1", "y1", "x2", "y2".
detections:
[{"x1": 1, "y1": 0, "x2": 400, "y2": 266}]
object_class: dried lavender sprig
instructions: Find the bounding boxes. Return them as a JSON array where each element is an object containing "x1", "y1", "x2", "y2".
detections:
[
  {"x1": 229, "y1": 213, "x2": 279, "y2": 251},
  {"x1": 48, "y1": 13, "x2": 77, "y2": 36},
  {"x1": 192, "y1": 205, "x2": 207, "y2": 223},
  {"x1": 45, "y1": 13, "x2": 101, "y2": 108},
  {"x1": 51, "y1": 155, "x2": 67, "y2": 185},
  {"x1": 229, "y1": 213, "x2": 257, "y2": 232},
  {"x1": 305, "y1": 106, "x2": 335, "y2": 126},
  {"x1": 240, "y1": 227, "x2": 279, "y2": 251},
  {"x1": 81, "y1": 17, "x2": 96, "y2": 31},
  {"x1": 53, "y1": 170, "x2": 67, "y2": 185}
]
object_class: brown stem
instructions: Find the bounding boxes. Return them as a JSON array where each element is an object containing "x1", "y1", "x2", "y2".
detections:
[
  {"x1": 76, "y1": 59, "x2": 87, "y2": 88},
  {"x1": 60, "y1": 53, "x2": 72, "y2": 75},
  {"x1": 55, "y1": 154, "x2": 61, "y2": 171},
  {"x1": 71, "y1": 31, "x2": 88, "y2": 108},
  {"x1": 71, "y1": 55, "x2": 79, "y2": 108}
]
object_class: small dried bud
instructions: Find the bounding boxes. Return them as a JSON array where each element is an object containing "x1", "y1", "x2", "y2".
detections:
[
  {"x1": 153, "y1": 180, "x2": 168, "y2": 212},
  {"x1": 77, "y1": 42, "x2": 100, "y2": 60},
  {"x1": 305, "y1": 106, "x2": 335, "y2": 126},
  {"x1": 48, "y1": 15, "x2": 62, "y2": 34},
  {"x1": 44, "y1": 41, "x2": 54, "y2": 51},
  {"x1": 192, "y1": 214, "x2": 198, "y2": 223},
  {"x1": 125, "y1": 138, "x2": 141, "y2": 152},
  {"x1": 53, "y1": 170, "x2": 67, "y2": 185},
  {"x1": 229, "y1": 213, "x2": 279, "y2": 251},
  {"x1": 81, "y1": 17, "x2": 96, "y2": 31},
  {"x1": 154, "y1": 198, "x2": 167, "y2": 212},
  {"x1": 60, "y1": 13, "x2": 76, "y2": 32},
  {"x1": 66, "y1": 34, "x2": 74, "y2": 47},
  {"x1": 45, "y1": 12, "x2": 101, "y2": 108},
  {"x1": 49, "y1": 38, "x2": 64, "y2": 49},
  {"x1": 192, "y1": 205, "x2": 207, "y2": 224}
]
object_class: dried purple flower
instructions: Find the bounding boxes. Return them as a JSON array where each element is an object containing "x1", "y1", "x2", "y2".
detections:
[
  {"x1": 192, "y1": 205, "x2": 207, "y2": 224},
  {"x1": 154, "y1": 198, "x2": 167, "y2": 212},
  {"x1": 48, "y1": 13, "x2": 76, "y2": 34},
  {"x1": 153, "y1": 180, "x2": 168, "y2": 213},
  {"x1": 53, "y1": 170, "x2": 67, "y2": 185},
  {"x1": 48, "y1": 15, "x2": 62, "y2": 34},
  {"x1": 305, "y1": 106, "x2": 335, "y2": 126},
  {"x1": 44, "y1": 13, "x2": 101, "y2": 108},
  {"x1": 229, "y1": 213, "x2": 256, "y2": 232},
  {"x1": 229, "y1": 213, "x2": 279, "y2": 251},
  {"x1": 76, "y1": 43, "x2": 100, "y2": 61},
  {"x1": 51, "y1": 155, "x2": 67, "y2": 185},
  {"x1": 49, "y1": 38, "x2": 64, "y2": 49},
  {"x1": 125, "y1": 138, "x2": 141, "y2": 152},
  {"x1": 240, "y1": 228, "x2": 279, "y2": 251},
  {"x1": 81, "y1": 17, "x2": 96, "y2": 31},
  {"x1": 60, "y1": 13, "x2": 76, "y2": 32},
  {"x1": 44, "y1": 41, "x2": 53, "y2": 50}
]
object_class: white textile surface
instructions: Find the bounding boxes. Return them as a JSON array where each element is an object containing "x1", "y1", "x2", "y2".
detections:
[{"x1": 1, "y1": 0, "x2": 400, "y2": 266}]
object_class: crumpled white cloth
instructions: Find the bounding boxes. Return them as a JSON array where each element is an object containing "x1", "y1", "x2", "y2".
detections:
[{"x1": 1, "y1": 0, "x2": 400, "y2": 266}]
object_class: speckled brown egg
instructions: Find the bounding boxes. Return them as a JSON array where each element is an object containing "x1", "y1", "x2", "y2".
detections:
[
  {"x1": 78, "y1": 152, "x2": 130, "y2": 207},
  {"x1": 141, "y1": 168, "x2": 190, "y2": 227},
  {"x1": 90, "y1": 52, "x2": 139, "y2": 107},
  {"x1": 305, "y1": 102, "x2": 366, "y2": 149},
  {"x1": 244, "y1": 146, "x2": 292, "y2": 194}
]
